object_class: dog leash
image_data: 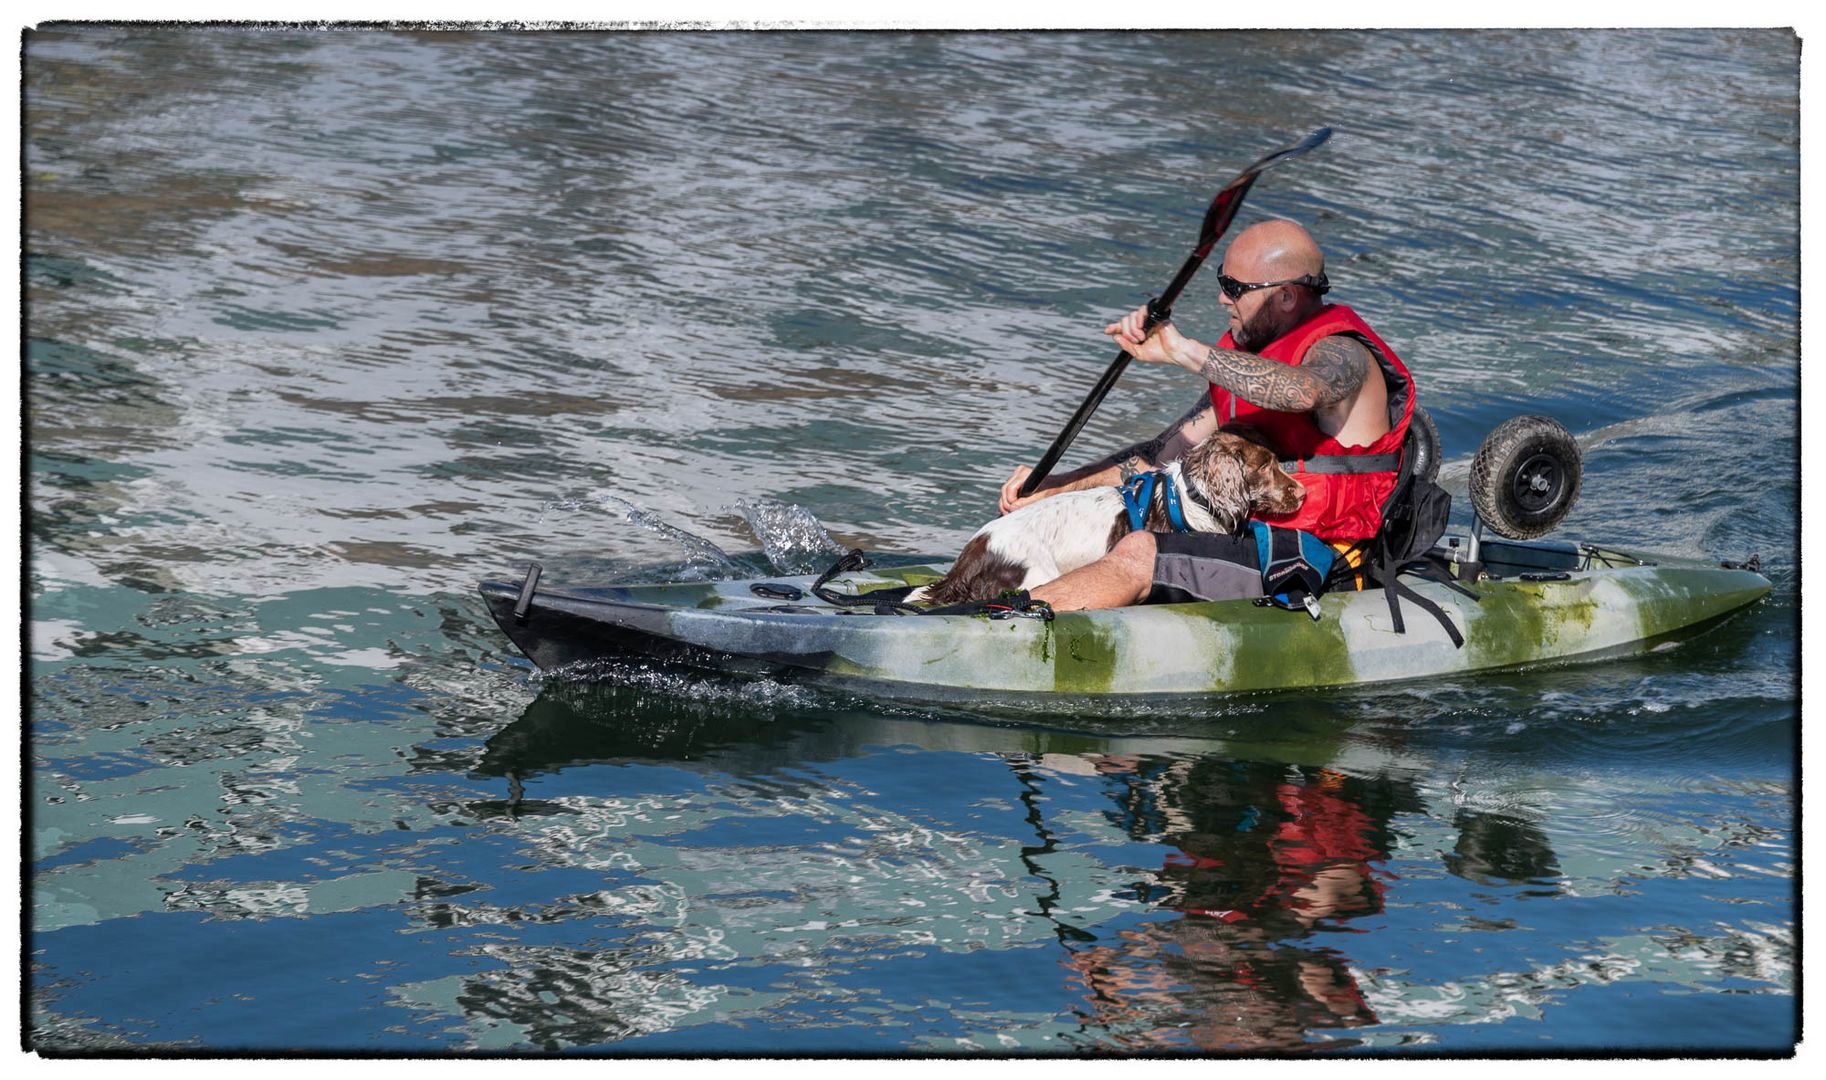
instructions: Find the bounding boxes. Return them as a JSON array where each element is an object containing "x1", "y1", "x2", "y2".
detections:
[
  {"x1": 810, "y1": 549, "x2": 1054, "y2": 621},
  {"x1": 810, "y1": 549, "x2": 924, "y2": 615}
]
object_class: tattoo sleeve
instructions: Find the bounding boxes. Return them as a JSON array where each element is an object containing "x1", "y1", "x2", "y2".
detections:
[
  {"x1": 1078, "y1": 395, "x2": 1218, "y2": 476},
  {"x1": 1197, "y1": 333, "x2": 1370, "y2": 412}
]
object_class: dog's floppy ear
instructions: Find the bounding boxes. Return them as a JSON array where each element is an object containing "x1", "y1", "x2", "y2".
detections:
[
  {"x1": 1235, "y1": 438, "x2": 1305, "y2": 511},
  {"x1": 1189, "y1": 435, "x2": 1249, "y2": 534}
]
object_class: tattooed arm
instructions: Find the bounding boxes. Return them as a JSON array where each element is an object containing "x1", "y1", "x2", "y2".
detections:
[
  {"x1": 1082, "y1": 394, "x2": 1221, "y2": 477},
  {"x1": 1102, "y1": 303, "x2": 1372, "y2": 414},
  {"x1": 1190, "y1": 334, "x2": 1371, "y2": 412},
  {"x1": 997, "y1": 394, "x2": 1220, "y2": 514}
]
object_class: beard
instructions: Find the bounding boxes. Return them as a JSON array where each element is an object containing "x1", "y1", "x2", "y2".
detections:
[{"x1": 1229, "y1": 304, "x2": 1284, "y2": 353}]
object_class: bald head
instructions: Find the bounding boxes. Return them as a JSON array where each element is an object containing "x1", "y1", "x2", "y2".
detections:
[
  {"x1": 1217, "y1": 220, "x2": 1328, "y2": 350},
  {"x1": 1222, "y1": 220, "x2": 1325, "y2": 281}
]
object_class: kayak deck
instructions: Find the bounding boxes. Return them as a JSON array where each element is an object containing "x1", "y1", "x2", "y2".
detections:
[{"x1": 478, "y1": 538, "x2": 1770, "y2": 698}]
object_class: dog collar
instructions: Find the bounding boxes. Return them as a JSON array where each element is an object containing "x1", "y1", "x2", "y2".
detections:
[{"x1": 1175, "y1": 472, "x2": 1221, "y2": 526}]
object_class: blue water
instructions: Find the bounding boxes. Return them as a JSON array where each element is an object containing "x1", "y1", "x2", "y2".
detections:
[{"x1": 26, "y1": 27, "x2": 1796, "y2": 1054}]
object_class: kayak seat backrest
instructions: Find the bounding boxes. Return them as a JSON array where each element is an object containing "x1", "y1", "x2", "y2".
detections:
[
  {"x1": 1325, "y1": 423, "x2": 1473, "y2": 646},
  {"x1": 1333, "y1": 422, "x2": 1452, "y2": 590}
]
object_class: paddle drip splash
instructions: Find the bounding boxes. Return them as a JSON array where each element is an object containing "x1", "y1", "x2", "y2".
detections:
[
  {"x1": 735, "y1": 500, "x2": 847, "y2": 574},
  {"x1": 537, "y1": 494, "x2": 748, "y2": 581}
]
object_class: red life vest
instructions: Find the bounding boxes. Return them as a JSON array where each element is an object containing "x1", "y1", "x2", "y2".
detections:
[{"x1": 1209, "y1": 303, "x2": 1414, "y2": 541}]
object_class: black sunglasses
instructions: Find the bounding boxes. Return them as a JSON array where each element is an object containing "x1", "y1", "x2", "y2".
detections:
[{"x1": 1215, "y1": 270, "x2": 1331, "y2": 300}]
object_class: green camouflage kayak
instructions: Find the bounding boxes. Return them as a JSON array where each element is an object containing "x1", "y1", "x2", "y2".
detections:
[{"x1": 478, "y1": 536, "x2": 1769, "y2": 699}]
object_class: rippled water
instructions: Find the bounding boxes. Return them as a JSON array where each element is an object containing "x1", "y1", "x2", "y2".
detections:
[{"x1": 26, "y1": 28, "x2": 1796, "y2": 1054}]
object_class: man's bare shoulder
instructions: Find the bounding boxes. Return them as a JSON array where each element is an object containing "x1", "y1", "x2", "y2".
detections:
[
  {"x1": 1301, "y1": 333, "x2": 1373, "y2": 403},
  {"x1": 1305, "y1": 332, "x2": 1373, "y2": 369}
]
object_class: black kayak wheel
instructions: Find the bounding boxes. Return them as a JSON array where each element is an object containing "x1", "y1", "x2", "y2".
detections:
[
  {"x1": 1407, "y1": 405, "x2": 1441, "y2": 485},
  {"x1": 1469, "y1": 415, "x2": 1582, "y2": 539}
]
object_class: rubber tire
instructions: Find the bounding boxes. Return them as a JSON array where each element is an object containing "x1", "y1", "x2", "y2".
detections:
[
  {"x1": 1469, "y1": 415, "x2": 1582, "y2": 539},
  {"x1": 1407, "y1": 405, "x2": 1441, "y2": 485}
]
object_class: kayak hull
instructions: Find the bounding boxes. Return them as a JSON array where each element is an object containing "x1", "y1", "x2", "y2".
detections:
[{"x1": 479, "y1": 540, "x2": 1770, "y2": 699}]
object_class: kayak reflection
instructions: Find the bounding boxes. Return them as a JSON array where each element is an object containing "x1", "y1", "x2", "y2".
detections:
[
  {"x1": 459, "y1": 678, "x2": 1588, "y2": 1051},
  {"x1": 470, "y1": 673, "x2": 1378, "y2": 788}
]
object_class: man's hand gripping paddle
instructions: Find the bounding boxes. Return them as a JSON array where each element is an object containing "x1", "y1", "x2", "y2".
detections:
[{"x1": 1017, "y1": 127, "x2": 1333, "y2": 499}]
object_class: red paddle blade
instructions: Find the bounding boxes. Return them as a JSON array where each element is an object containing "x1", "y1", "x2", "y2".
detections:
[{"x1": 1194, "y1": 126, "x2": 1331, "y2": 256}]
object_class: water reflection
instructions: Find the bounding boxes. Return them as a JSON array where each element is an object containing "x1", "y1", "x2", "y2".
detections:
[
  {"x1": 179, "y1": 656, "x2": 1782, "y2": 1054},
  {"x1": 1444, "y1": 809, "x2": 1561, "y2": 888},
  {"x1": 1023, "y1": 754, "x2": 1414, "y2": 1051},
  {"x1": 466, "y1": 685, "x2": 1448, "y2": 1051}
]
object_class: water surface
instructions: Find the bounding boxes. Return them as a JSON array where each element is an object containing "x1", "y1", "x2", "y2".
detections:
[{"x1": 26, "y1": 27, "x2": 1797, "y2": 1054}]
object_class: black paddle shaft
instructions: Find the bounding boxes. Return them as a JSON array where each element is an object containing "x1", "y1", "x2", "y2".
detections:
[{"x1": 1017, "y1": 128, "x2": 1332, "y2": 499}]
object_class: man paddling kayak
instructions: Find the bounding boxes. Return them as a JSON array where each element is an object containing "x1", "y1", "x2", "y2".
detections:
[{"x1": 997, "y1": 220, "x2": 1416, "y2": 611}]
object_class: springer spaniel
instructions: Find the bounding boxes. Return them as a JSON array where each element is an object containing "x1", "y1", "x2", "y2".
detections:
[{"x1": 911, "y1": 429, "x2": 1305, "y2": 606}]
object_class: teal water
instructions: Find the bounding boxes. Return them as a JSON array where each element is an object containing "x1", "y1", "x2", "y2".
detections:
[{"x1": 26, "y1": 28, "x2": 1796, "y2": 1054}]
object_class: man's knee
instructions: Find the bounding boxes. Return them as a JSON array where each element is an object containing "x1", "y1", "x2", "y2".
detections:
[
  {"x1": 1108, "y1": 530, "x2": 1158, "y2": 599},
  {"x1": 1112, "y1": 529, "x2": 1158, "y2": 562}
]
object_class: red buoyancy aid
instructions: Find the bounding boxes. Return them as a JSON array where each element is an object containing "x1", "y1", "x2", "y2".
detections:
[{"x1": 1209, "y1": 304, "x2": 1414, "y2": 541}]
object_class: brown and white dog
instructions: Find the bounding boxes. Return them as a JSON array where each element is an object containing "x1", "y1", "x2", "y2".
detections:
[{"x1": 911, "y1": 430, "x2": 1306, "y2": 606}]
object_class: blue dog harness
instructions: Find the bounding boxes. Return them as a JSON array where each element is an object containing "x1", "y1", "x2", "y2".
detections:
[
  {"x1": 1123, "y1": 471, "x2": 1336, "y2": 620},
  {"x1": 1118, "y1": 470, "x2": 1194, "y2": 533}
]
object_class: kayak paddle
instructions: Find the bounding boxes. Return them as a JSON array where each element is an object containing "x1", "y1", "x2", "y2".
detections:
[{"x1": 1017, "y1": 126, "x2": 1333, "y2": 498}]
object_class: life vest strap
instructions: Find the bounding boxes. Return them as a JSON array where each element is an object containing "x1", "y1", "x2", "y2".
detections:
[
  {"x1": 1280, "y1": 452, "x2": 1401, "y2": 475},
  {"x1": 1366, "y1": 553, "x2": 1477, "y2": 647}
]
